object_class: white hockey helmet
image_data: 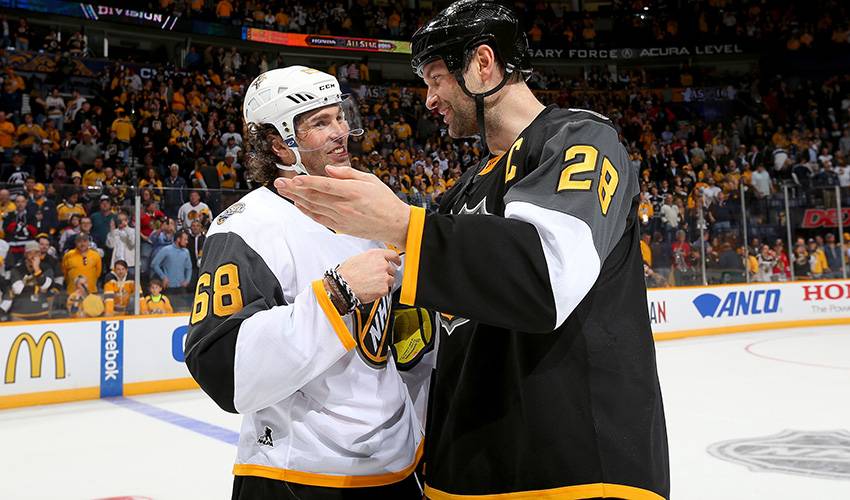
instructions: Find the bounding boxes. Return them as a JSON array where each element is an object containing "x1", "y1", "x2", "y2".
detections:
[{"x1": 243, "y1": 66, "x2": 343, "y2": 174}]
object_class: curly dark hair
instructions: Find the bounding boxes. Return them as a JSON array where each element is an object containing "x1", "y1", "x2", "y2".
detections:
[{"x1": 244, "y1": 122, "x2": 290, "y2": 186}]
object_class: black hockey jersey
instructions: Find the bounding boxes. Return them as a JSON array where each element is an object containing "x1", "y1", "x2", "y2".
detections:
[{"x1": 399, "y1": 107, "x2": 670, "y2": 499}]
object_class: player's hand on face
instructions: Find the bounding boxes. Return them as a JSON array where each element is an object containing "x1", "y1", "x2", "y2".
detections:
[
  {"x1": 274, "y1": 166, "x2": 411, "y2": 248},
  {"x1": 336, "y1": 248, "x2": 401, "y2": 304}
]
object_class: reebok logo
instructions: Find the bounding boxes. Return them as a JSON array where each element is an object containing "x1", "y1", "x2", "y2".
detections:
[
  {"x1": 103, "y1": 322, "x2": 121, "y2": 381},
  {"x1": 100, "y1": 320, "x2": 124, "y2": 398},
  {"x1": 693, "y1": 290, "x2": 781, "y2": 318},
  {"x1": 257, "y1": 426, "x2": 274, "y2": 447}
]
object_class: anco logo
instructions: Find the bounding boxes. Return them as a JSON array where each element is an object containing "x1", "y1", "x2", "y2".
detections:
[
  {"x1": 5, "y1": 332, "x2": 65, "y2": 384},
  {"x1": 692, "y1": 289, "x2": 780, "y2": 318},
  {"x1": 172, "y1": 325, "x2": 189, "y2": 363}
]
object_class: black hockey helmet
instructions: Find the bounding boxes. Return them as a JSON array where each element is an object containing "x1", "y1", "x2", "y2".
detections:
[
  {"x1": 410, "y1": 0, "x2": 531, "y2": 82},
  {"x1": 410, "y1": 0, "x2": 532, "y2": 156}
]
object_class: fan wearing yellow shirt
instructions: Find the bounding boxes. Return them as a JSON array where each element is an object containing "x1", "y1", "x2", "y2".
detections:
[
  {"x1": 0, "y1": 189, "x2": 16, "y2": 221},
  {"x1": 393, "y1": 143, "x2": 413, "y2": 168},
  {"x1": 392, "y1": 116, "x2": 412, "y2": 141},
  {"x1": 104, "y1": 260, "x2": 135, "y2": 316},
  {"x1": 61, "y1": 234, "x2": 102, "y2": 295},
  {"x1": 83, "y1": 158, "x2": 107, "y2": 187},
  {"x1": 16, "y1": 114, "x2": 46, "y2": 148},
  {"x1": 0, "y1": 111, "x2": 16, "y2": 150},
  {"x1": 57, "y1": 190, "x2": 87, "y2": 223},
  {"x1": 140, "y1": 279, "x2": 174, "y2": 315},
  {"x1": 217, "y1": 153, "x2": 238, "y2": 189},
  {"x1": 111, "y1": 108, "x2": 136, "y2": 143}
]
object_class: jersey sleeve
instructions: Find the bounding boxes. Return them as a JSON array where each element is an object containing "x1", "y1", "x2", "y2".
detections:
[
  {"x1": 184, "y1": 231, "x2": 356, "y2": 414},
  {"x1": 399, "y1": 119, "x2": 638, "y2": 332}
]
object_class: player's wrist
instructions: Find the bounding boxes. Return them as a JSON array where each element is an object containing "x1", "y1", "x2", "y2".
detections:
[
  {"x1": 322, "y1": 276, "x2": 349, "y2": 315},
  {"x1": 323, "y1": 267, "x2": 361, "y2": 315},
  {"x1": 388, "y1": 202, "x2": 412, "y2": 249}
]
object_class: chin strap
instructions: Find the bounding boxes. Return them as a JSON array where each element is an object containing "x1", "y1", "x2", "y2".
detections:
[
  {"x1": 276, "y1": 147, "x2": 308, "y2": 175},
  {"x1": 455, "y1": 63, "x2": 522, "y2": 158}
]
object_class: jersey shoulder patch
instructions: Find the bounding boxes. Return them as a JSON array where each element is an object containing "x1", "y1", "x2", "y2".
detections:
[{"x1": 215, "y1": 202, "x2": 246, "y2": 225}]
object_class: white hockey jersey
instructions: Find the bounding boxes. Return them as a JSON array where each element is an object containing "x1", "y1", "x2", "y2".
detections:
[{"x1": 184, "y1": 186, "x2": 433, "y2": 487}]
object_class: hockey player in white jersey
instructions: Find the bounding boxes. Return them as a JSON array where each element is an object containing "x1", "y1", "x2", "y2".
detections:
[{"x1": 184, "y1": 66, "x2": 433, "y2": 499}]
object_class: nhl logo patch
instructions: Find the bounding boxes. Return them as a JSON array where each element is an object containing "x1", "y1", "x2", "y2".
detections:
[
  {"x1": 708, "y1": 429, "x2": 850, "y2": 480},
  {"x1": 217, "y1": 202, "x2": 245, "y2": 225}
]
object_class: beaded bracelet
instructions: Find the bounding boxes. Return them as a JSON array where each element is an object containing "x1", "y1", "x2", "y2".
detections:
[
  {"x1": 322, "y1": 276, "x2": 349, "y2": 316},
  {"x1": 324, "y1": 266, "x2": 362, "y2": 314}
]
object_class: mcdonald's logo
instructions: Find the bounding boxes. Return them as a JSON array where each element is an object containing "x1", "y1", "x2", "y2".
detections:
[{"x1": 4, "y1": 332, "x2": 65, "y2": 384}]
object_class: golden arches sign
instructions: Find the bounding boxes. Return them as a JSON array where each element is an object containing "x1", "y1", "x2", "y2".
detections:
[{"x1": 4, "y1": 332, "x2": 65, "y2": 384}]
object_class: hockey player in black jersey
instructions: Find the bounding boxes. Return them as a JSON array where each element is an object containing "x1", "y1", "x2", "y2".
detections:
[{"x1": 276, "y1": 1, "x2": 670, "y2": 498}]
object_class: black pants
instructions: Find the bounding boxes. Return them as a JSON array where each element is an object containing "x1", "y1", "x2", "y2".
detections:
[{"x1": 232, "y1": 472, "x2": 423, "y2": 500}]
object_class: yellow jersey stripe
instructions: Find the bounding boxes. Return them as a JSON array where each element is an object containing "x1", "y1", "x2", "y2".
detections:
[
  {"x1": 400, "y1": 206, "x2": 426, "y2": 306},
  {"x1": 312, "y1": 279, "x2": 356, "y2": 351}
]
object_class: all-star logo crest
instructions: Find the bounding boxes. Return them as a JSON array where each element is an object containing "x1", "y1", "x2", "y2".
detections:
[
  {"x1": 455, "y1": 197, "x2": 491, "y2": 216},
  {"x1": 437, "y1": 312, "x2": 469, "y2": 336}
]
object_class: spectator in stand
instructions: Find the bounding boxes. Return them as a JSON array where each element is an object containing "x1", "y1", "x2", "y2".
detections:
[
  {"x1": 149, "y1": 217, "x2": 176, "y2": 263},
  {"x1": 191, "y1": 158, "x2": 221, "y2": 214},
  {"x1": 640, "y1": 233, "x2": 653, "y2": 267},
  {"x1": 755, "y1": 244, "x2": 777, "y2": 282},
  {"x1": 110, "y1": 107, "x2": 135, "y2": 156},
  {"x1": 106, "y1": 210, "x2": 135, "y2": 272},
  {"x1": 58, "y1": 214, "x2": 81, "y2": 253},
  {"x1": 163, "y1": 163, "x2": 187, "y2": 218},
  {"x1": 61, "y1": 233, "x2": 102, "y2": 294},
  {"x1": 140, "y1": 278, "x2": 173, "y2": 315},
  {"x1": 4, "y1": 152, "x2": 31, "y2": 185},
  {"x1": 89, "y1": 195, "x2": 115, "y2": 249},
  {"x1": 56, "y1": 189, "x2": 87, "y2": 224},
  {"x1": 83, "y1": 157, "x2": 106, "y2": 187},
  {"x1": 793, "y1": 244, "x2": 811, "y2": 279},
  {"x1": 0, "y1": 111, "x2": 16, "y2": 153},
  {"x1": 71, "y1": 130, "x2": 101, "y2": 170},
  {"x1": 0, "y1": 190, "x2": 13, "y2": 221},
  {"x1": 772, "y1": 240, "x2": 791, "y2": 281},
  {"x1": 217, "y1": 152, "x2": 239, "y2": 207},
  {"x1": 26, "y1": 183, "x2": 57, "y2": 235},
  {"x1": 187, "y1": 219, "x2": 205, "y2": 285},
  {"x1": 178, "y1": 190, "x2": 212, "y2": 230},
  {"x1": 807, "y1": 238, "x2": 829, "y2": 279},
  {"x1": 8, "y1": 241, "x2": 53, "y2": 320},
  {"x1": 139, "y1": 166, "x2": 164, "y2": 201},
  {"x1": 150, "y1": 229, "x2": 192, "y2": 311},
  {"x1": 66, "y1": 275, "x2": 98, "y2": 318},
  {"x1": 220, "y1": 122, "x2": 242, "y2": 146},
  {"x1": 16, "y1": 113, "x2": 45, "y2": 150},
  {"x1": 103, "y1": 259, "x2": 134, "y2": 316},
  {"x1": 823, "y1": 233, "x2": 844, "y2": 278},
  {"x1": 36, "y1": 235, "x2": 62, "y2": 290},
  {"x1": 660, "y1": 194, "x2": 680, "y2": 242},
  {"x1": 4, "y1": 194, "x2": 36, "y2": 268},
  {"x1": 707, "y1": 191, "x2": 733, "y2": 237},
  {"x1": 76, "y1": 217, "x2": 102, "y2": 257}
]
